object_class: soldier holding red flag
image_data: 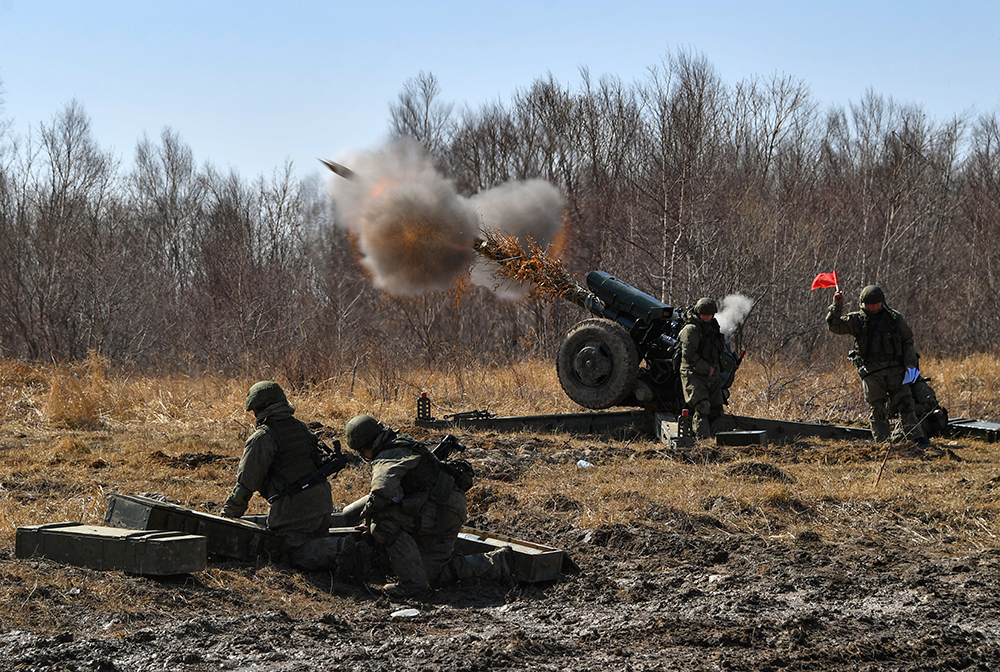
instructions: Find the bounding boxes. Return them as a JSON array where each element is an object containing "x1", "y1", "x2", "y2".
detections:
[{"x1": 824, "y1": 284, "x2": 940, "y2": 456}]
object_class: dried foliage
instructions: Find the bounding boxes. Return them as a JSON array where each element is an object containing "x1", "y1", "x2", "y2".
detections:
[
  {"x1": 474, "y1": 229, "x2": 588, "y2": 306},
  {"x1": 1, "y1": 356, "x2": 999, "y2": 637}
]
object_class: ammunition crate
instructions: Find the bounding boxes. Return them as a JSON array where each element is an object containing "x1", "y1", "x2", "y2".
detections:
[
  {"x1": 16, "y1": 522, "x2": 206, "y2": 576},
  {"x1": 104, "y1": 493, "x2": 281, "y2": 560},
  {"x1": 715, "y1": 430, "x2": 768, "y2": 446},
  {"x1": 456, "y1": 527, "x2": 565, "y2": 583}
]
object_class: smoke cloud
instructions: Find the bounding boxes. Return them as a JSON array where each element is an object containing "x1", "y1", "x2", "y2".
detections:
[
  {"x1": 331, "y1": 138, "x2": 477, "y2": 295},
  {"x1": 716, "y1": 293, "x2": 755, "y2": 336},
  {"x1": 469, "y1": 179, "x2": 564, "y2": 296},
  {"x1": 330, "y1": 138, "x2": 563, "y2": 296}
]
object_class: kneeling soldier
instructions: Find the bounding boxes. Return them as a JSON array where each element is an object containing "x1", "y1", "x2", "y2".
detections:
[
  {"x1": 345, "y1": 414, "x2": 512, "y2": 598},
  {"x1": 222, "y1": 381, "x2": 351, "y2": 570}
]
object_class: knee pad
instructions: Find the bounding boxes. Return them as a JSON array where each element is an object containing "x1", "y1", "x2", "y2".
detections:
[
  {"x1": 897, "y1": 395, "x2": 916, "y2": 414},
  {"x1": 693, "y1": 400, "x2": 712, "y2": 417},
  {"x1": 871, "y1": 400, "x2": 888, "y2": 421}
]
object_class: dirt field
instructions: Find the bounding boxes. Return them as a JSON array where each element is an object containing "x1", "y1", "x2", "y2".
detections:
[{"x1": 3, "y1": 420, "x2": 999, "y2": 672}]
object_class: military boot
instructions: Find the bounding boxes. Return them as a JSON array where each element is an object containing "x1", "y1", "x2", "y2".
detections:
[
  {"x1": 382, "y1": 580, "x2": 430, "y2": 599},
  {"x1": 693, "y1": 413, "x2": 712, "y2": 440},
  {"x1": 871, "y1": 419, "x2": 892, "y2": 443},
  {"x1": 915, "y1": 436, "x2": 945, "y2": 458},
  {"x1": 485, "y1": 546, "x2": 515, "y2": 588}
]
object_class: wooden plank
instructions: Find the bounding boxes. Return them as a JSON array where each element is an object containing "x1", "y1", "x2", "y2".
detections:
[
  {"x1": 727, "y1": 415, "x2": 873, "y2": 443},
  {"x1": 15, "y1": 522, "x2": 206, "y2": 576}
]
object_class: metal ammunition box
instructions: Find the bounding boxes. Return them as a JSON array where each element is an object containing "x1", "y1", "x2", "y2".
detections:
[
  {"x1": 716, "y1": 430, "x2": 768, "y2": 446},
  {"x1": 656, "y1": 413, "x2": 696, "y2": 447},
  {"x1": 15, "y1": 522, "x2": 206, "y2": 575},
  {"x1": 455, "y1": 527, "x2": 565, "y2": 583},
  {"x1": 104, "y1": 493, "x2": 281, "y2": 560},
  {"x1": 949, "y1": 418, "x2": 1000, "y2": 442}
]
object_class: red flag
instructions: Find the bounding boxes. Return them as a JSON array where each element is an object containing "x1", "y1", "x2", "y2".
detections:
[{"x1": 810, "y1": 271, "x2": 839, "y2": 290}]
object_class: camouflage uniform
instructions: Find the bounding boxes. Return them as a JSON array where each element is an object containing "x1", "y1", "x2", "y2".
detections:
[
  {"x1": 826, "y1": 291, "x2": 927, "y2": 445},
  {"x1": 347, "y1": 416, "x2": 510, "y2": 597},
  {"x1": 890, "y1": 376, "x2": 949, "y2": 440},
  {"x1": 678, "y1": 301, "x2": 728, "y2": 439},
  {"x1": 223, "y1": 382, "x2": 346, "y2": 571}
]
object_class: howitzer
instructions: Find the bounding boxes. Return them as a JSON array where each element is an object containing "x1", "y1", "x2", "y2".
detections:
[
  {"x1": 317, "y1": 159, "x2": 740, "y2": 412},
  {"x1": 556, "y1": 271, "x2": 741, "y2": 412},
  {"x1": 267, "y1": 440, "x2": 348, "y2": 504}
]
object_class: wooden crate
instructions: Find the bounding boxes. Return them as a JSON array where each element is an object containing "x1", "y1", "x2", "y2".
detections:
[
  {"x1": 104, "y1": 493, "x2": 281, "y2": 560},
  {"x1": 456, "y1": 527, "x2": 566, "y2": 583},
  {"x1": 16, "y1": 522, "x2": 206, "y2": 576}
]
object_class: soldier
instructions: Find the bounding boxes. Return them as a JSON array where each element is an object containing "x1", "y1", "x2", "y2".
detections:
[
  {"x1": 222, "y1": 381, "x2": 350, "y2": 570},
  {"x1": 679, "y1": 298, "x2": 730, "y2": 439},
  {"x1": 344, "y1": 414, "x2": 512, "y2": 598},
  {"x1": 826, "y1": 285, "x2": 938, "y2": 454}
]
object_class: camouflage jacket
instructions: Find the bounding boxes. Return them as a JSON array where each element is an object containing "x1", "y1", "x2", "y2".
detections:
[
  {"x1": 226, "y1": 401, "x2": 332, "y2": 544},
  {"x1": 363, "y1": 435, "x2": 451, "y2": 521},
  {"x1": 679, "y1": 312, "x2": 726, "y2": 377},
  {"x1": 826, "y1": 302, "x2": 918, "y2": 374}
]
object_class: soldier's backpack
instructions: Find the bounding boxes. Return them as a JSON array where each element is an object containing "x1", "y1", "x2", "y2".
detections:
[
  {"x1": 441, "y1": 457, "x2": 475, "y2": 492},
  {"x1": 412, "y1": 437, "x2": 475, "y2": 499}
]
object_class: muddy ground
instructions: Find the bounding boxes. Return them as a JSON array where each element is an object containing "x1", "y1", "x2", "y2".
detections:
[{"x1": 2, "y1": 434, "x2": 999, "y2": 672}]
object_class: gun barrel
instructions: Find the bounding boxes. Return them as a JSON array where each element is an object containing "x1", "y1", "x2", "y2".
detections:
[
  {"x1": 560, "y1": 283, "x2": 607, "y2": 316},
  {"x1": 586, "y1": 271, "x2": 670, "y2": 322}
]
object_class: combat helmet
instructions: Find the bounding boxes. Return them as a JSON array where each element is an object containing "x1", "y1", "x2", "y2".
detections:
[
  {"x1": 345, "y1": 414, "x2": 387, "y2": 456},
  {"x1": 694, "y1": 297, "x2": 718, "y2": 315},
  {"x1": 245, "y1": 381, "x2": 288, "y2": 412},
  {"x1": 859, "y1": 285, "x2": 885, "y2": 306}
]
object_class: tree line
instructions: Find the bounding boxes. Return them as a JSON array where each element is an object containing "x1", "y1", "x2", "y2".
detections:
[{"x1": 1, "y1": 49, "x2": 998, "y2": 386}]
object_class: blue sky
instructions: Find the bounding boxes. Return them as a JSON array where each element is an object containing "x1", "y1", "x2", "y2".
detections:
[{"x1": 2, "y1": 1, "x2": 998, "y2": 180}]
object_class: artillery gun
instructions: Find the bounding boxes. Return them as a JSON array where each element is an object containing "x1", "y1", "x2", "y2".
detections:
[
  {"x1": 556, "y1": 271, "x2": 741, "y2": 412},
  {"x1": 317, "y1": 158, "x2": 741, "y2": 414}
]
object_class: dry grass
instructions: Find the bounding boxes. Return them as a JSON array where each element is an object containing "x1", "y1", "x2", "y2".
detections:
[{"x1": 2, "y1": 353, "x2": 1000, "y2": 633}]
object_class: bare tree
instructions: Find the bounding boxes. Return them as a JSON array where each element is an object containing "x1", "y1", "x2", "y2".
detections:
[{"x1": 389, "y1": 72, "x2": 455, "y2": 158}]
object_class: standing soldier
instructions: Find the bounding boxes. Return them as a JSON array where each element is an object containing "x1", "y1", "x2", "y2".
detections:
[
  {"x1": 826, "y1": 286, "x2": 938, "y2": 454},
  {"x1": 222, "y1": 381, "x2": 351, "y2": 570},
  {"x1": 679, "y1": 298, "x2": 730, "y2": 439},
  {"x1": 344, "y1": 414, "x2": 512, "y2": 598}
]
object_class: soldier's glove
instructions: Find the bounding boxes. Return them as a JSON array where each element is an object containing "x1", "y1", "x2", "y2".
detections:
[
  {"x1": 221, "y1": 500, "x2": 246, "y2": 519},
  {"x1": 221, "y1": 483, "x2": 252, "y2": 518}
]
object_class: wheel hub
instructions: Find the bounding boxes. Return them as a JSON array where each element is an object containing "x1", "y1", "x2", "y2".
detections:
[{"x1": 572, "y1": 342, "x2": 612, "y2": 386}]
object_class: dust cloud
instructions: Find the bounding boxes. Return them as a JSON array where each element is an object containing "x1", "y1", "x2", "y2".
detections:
[{"x1": 330, "y1": 138, "x2": 563, "y2": 296}]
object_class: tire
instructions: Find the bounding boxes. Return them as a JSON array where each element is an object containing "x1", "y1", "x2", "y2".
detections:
[{"x1": 557, "y1": 319, "x2": 639, "y2": 409}]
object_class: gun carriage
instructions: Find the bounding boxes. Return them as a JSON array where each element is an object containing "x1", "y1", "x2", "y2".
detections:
[{"x1": 556, "y1": 270, "x2": 740, "y2": 412}]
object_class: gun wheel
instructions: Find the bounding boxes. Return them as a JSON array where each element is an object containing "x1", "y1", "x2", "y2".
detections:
[{"x1": 557, "y1": 318, "x2": 639, "y2": 409}]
